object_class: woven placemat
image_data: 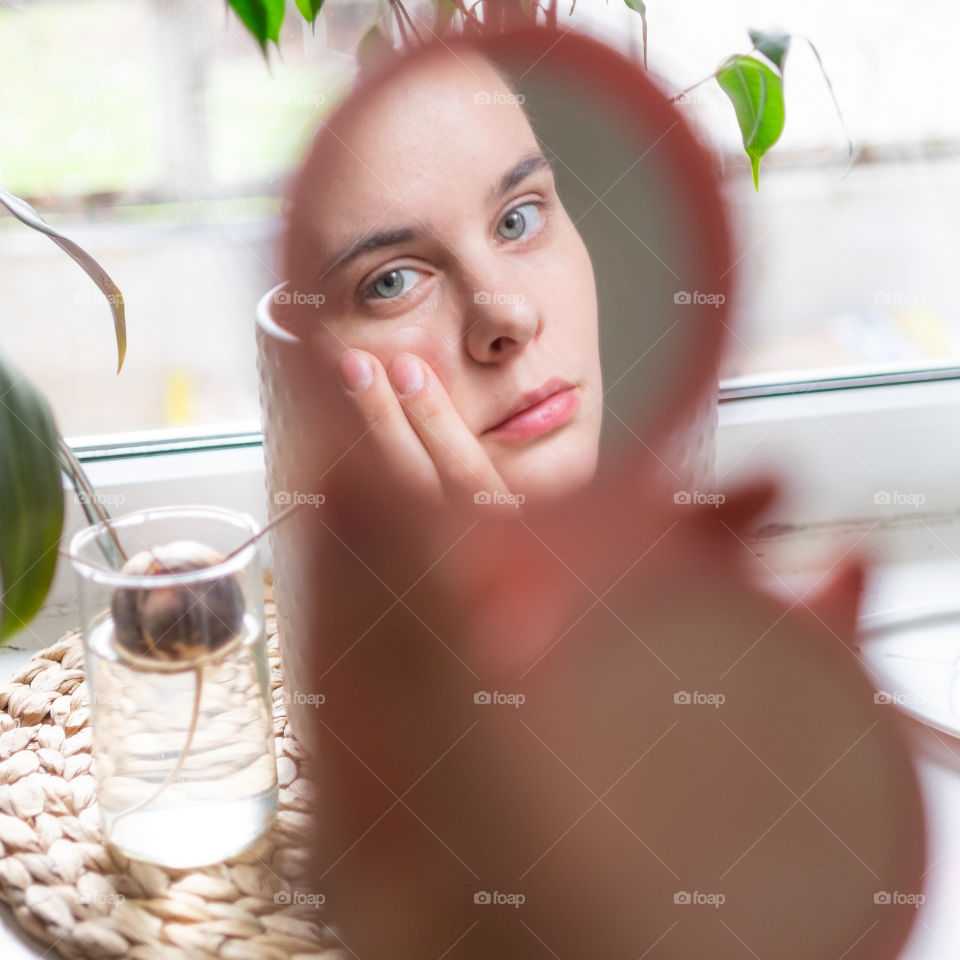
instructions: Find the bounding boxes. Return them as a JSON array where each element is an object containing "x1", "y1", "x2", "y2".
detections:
[{"x1": 0, "y1": 571, "x2": 342, "y2": 960}]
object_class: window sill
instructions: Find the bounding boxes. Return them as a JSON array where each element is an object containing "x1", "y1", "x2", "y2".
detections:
[
  {"x1": 8, "y1": 377, "x2": 957, "y2": 651},
  {"x1": 717, "y1": 377, "x2": 960, "y2": 532}
]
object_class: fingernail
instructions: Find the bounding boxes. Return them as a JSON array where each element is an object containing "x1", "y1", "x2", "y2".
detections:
[
  {"x1": 339, "y1": 350, "x2": 373, "y2": 393},
  {"x1": 390, "y1": 353, "x2": 424, "y2": 396}
]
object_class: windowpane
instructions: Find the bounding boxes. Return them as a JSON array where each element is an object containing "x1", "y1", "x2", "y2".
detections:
[{"x1": 4, "y1": 0, "x2": 953, "y2": 443}]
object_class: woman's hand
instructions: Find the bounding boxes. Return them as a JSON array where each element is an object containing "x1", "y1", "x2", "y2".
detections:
[{"x1": 338, "y1": 348, "x2": 514, "y2": 509}]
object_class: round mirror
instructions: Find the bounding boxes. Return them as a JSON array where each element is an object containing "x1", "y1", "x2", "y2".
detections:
[{"x1": 261, "y1": 24, "x2": 733, "y2": 508}]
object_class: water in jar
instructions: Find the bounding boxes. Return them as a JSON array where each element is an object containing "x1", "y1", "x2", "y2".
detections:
[{"x1": 85, "y1": 609, "x2": 278, "y2": 868}]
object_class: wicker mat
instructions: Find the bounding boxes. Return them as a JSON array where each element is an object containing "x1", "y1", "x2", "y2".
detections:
[{"x1": 0, "y1": 571, "x2": 341, "y2": 960}]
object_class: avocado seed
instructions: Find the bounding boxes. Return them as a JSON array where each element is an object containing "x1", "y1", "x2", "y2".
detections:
[{"x1": 110, "y1": 540, "x2": 245, "y2": 664}]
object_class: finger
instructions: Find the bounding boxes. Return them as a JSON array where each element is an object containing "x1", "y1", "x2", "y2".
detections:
[
  {"x1": 387, "y1": 352, "x2": 510, "y2": 502},
  {"x1": 716, "y1": 474, "x2": 781, "y2": 530},
  {"x1": 338, "y1": 348, "x2": 443, "y2": 502}
]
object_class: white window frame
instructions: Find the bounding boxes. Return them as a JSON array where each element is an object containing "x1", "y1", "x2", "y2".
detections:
[
  {"x1": 15, "y1": 376, "x2": 956, "y2": 653},
  {"x1": 718, "y1": 375, "x2": 960, "y2": 528}
]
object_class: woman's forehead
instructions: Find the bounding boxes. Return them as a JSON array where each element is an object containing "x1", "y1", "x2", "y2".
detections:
[{"x1": 295, "y1": 51, "x2": 542, "y2": 254}]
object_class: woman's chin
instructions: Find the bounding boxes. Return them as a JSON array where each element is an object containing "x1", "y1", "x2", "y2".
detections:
[{"x1": 491, "y1": 425, "x2": 600, "y2": 506}]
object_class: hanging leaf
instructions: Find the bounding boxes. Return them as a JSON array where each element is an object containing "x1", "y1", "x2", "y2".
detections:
[
  {"x1": 430, "y1": 0, "x2": 457, "y2": 32},
  {"x1": 0, "y1": 188, "x2": 126, "y2": 373},
  {"x1": 227, "y1": 0, "x2": 285, "y2": 54},
  {"x1": 357, "y1": 22, "x2": 393, "y2": 75},
  {"x1": 716, "y1": 54, "x2": 785, "y2": 190},
  {"x1": 748, "y1": 28, "x2": 791, "y2": 72},
  {"x1": 294, "y1": 0, "x2": 325, "y2": 23},
  {"x1": 622, "y1": 0, "x2": 648, "y2": 68},
  {"x1": 0, "y1": 357, "x2": 64, "y2": 644}
]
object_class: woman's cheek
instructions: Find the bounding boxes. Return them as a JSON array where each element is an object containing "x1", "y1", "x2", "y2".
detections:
[{"x1": 371, "y1": 324, "x2": 460, "y2": 394}]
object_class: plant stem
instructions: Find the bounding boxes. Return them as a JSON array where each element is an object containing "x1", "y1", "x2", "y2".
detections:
[
  {"x1": 392, "y1": 1, "x2": 410, "y2": 45},
  {"x1": 111, "y1": 666, "x2": 204, "y2": 825},
  {"x1": 220, "y1": 499, "x2": 306, "y2": 565},
  {"x1": 672, "y1": 72, "x2": 718, "y2": 103},
  {"x1": 57, "y1": 437, "x2": 128, "y2": 569},
  {"x1": 61, "y1": 499, "x2": 306, "y2": 576},
  {"x1": 392, "y1": 0, "x2": 424, "y2": 45}
]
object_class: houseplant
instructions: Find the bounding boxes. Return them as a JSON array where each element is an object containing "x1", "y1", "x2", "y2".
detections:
[
  {"x1": 227, "y1": 0, "x2": 849, "y2": 190},
  {"x1": 0, "y1": 193, "x2": 288, "y2": 865}
]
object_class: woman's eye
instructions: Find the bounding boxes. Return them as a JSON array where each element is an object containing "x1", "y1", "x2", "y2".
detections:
[
  {"x1": 365, "y1": 267, "x2": 421, "y2": 300},
  {"x1": 496, "y1": 202, "x2": 542, "y2": 241}
]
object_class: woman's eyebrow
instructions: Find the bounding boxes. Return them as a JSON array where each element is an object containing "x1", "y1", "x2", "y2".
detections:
[
  {"x1": 316, "y1": 153, "x2": 553, "y2": 281},
  {"x1": 489, "y1": 151, "x2": 554, "y2": 203},
  {"x1": 319, "y1": 221, "x2": 436, "y2": 279}
]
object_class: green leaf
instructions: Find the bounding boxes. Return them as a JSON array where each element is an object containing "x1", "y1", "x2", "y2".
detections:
[
  {"x1": 357, "y1": 22, "x2": 393, "y2": 74},
  {"x1": 430, "y1": 0, "x2": 457, "y2": 31},
  {"x1": 227, "y1": 0, "x2": 285, "y2": 54},
  {"x1": 0, "y1": 188, "x2": 126, "y2": 373},
  {"x1": 716, "y1": 54, "x2": 785, "y2": 190},
  {"x1": 294, "y1": 0, "x2": 324, "y2": 23},
  {"x1": 748, "y1": 28, "x2": 791, "y2": 72},
  {"x1": 0, "y1": 356, "x2": 64, "y2": 644},
  {"x1": 622, "y1": 0, "x2": 647, "y2": 67}
]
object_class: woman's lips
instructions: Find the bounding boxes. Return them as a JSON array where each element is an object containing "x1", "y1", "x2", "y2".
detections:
[{"x1": 484, "y1": 383, "x2": 579, "y2": 442}]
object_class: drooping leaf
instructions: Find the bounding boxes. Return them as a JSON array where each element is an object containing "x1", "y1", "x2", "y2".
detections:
[
  {"x1": 227, "y1": 0, "x2": 285, "y2": 54},
  {"x1": 430, "y1": 0, "x2": 457, "y2": 32},
  {"x1": 357, "y1": 22, "x2": 393, "y2": 75},
  {"x1": 0, "y1": 188, "x2": 126, "y2": 373},
  {"x1": 0, "y1": 357, "x2": 64, "y2": 644},
  {"x1": 748, "y1": 28, "x2": 791, "y2": 72},
  {"x1": 716, "y1": 54, "x2": 785, "y2": 190},
  {"x1": 622, "y1": 0, "x2": 647, "y2": 67},
  {"x1": 294, "y1": 0, "x2": 324, "y2": 23}
]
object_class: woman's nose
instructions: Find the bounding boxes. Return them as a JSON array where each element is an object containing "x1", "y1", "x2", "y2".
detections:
[{"x1": 463, "y1": 271, "x2": 541, "y2": 363}]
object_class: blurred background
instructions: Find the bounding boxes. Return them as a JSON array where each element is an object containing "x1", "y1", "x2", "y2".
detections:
[{"x1": 0, "y1": 0, "x2": 957, "y2": 439}]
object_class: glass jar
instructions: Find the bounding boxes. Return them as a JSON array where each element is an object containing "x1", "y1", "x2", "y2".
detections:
[{"x1": 69, "y1": 505, "x2": 278, "y2": 868}]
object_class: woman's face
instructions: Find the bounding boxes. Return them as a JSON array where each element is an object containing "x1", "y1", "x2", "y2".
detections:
[{"x1": 286, "y1": 50, "x2": 603, "y2": 500}]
